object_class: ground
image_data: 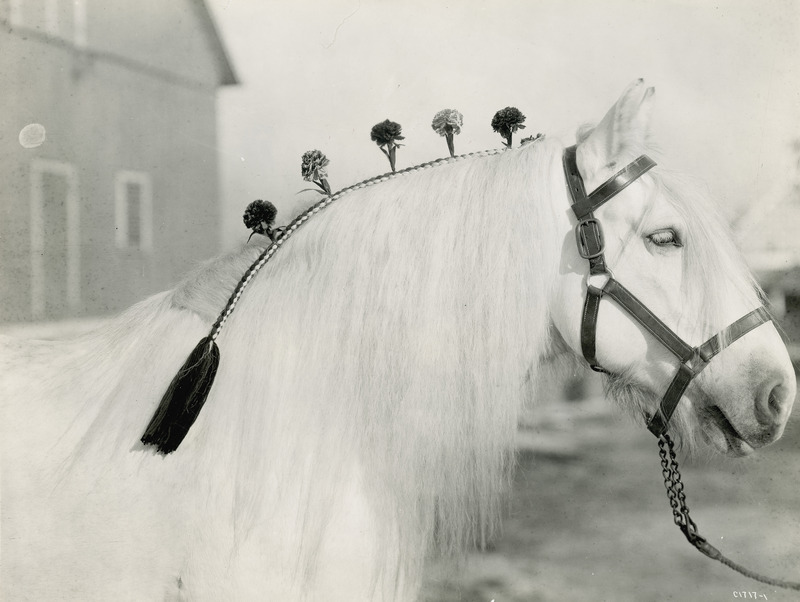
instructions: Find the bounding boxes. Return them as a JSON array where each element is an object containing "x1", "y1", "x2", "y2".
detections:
[{"x1": 421, "y1": 389, "x2": 800, "y2": 602}]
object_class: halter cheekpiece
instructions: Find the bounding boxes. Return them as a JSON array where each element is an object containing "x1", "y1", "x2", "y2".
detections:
[{"x1": 562, "y1": 145, "x2": 772, "y2": 437}]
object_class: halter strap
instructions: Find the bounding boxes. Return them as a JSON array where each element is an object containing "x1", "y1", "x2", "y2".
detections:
[
  {"x1": 695, "y1": 306, "x2": 771, "y2": 362},
  {"x1": 600, "y1": 278, "x2": 694, "y2": 363},
  {"x1": 564, "y1": 146, "x2": 657, "y2": 220},
  {"x1": 647, "y1": 305, "x2": 771, "y2": 436},
  {"x1": 562, "y1": 145, "x2": 772, "y2": 437}
]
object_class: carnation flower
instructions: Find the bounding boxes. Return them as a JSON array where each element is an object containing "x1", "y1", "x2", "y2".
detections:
[
  {"x1": 301, "y1": 150, "x2": 329, "y2": 182},
  {"x1": 491, "y1": 106, "x2": 526, "y2": 148},
  {"x1": 370, "y1": 119, "x2": 404, "y2": 172},
  {"x1": 370, "y1": 119, "x2": 404, "y2": 146},
  {"x1": 300, "y1": 150, "x2": 331, "y2": 195},
  {"x1": 521, "y1": 133, "x2": 544, "y2": 145},
  {"x1": 431, "y1": 109, "x2": 463, "y2": 157},
  {"x1": 431, "y1": 109, "x2": 463, "y2": 137},
  {"x1": 243, "y1": 199, "x2": 279, "y2": 241}
]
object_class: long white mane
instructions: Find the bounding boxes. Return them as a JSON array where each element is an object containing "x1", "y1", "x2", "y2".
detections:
[
  {"x1": 2, "y1": 139, "x2": 569, "y2": 596},
  {"x1": 2, "y1": 114, "x2": 781, "y2": 597}
]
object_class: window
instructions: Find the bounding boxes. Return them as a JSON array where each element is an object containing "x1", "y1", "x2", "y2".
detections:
[
  {"x1": 9, "y1": 0, "x2": 86, "y2": 45},
  {"x1": 73, "y1": 0, "x2": 86, "y2": 46},
  {"x1": 115, "y1": 171, "x2": 153, "y2": 251},
  {"x1": 30, "y1": 159, "x2": 80, "y2": 319},
  {"x1": 8, "y1": 0, "x2": 23, "y2": 26}
]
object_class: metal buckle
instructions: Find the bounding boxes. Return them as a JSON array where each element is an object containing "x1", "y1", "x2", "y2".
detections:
[
  {"x1": 686, "y1": 350, "x2": 710, "y2": 375},
  {"x1": 586, "y1": 271, "x2": 612, "y2": 295},
  {"x1": 575, "y1": 218, "x2": 605, "y2": 259}
]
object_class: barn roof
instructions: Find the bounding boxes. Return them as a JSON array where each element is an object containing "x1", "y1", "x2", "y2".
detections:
[{"x1": 193, "y1": 0, "x2": 238, "y2": 86}]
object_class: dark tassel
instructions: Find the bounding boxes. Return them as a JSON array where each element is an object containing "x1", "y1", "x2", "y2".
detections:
[{"x1": 141, "y1": 336, "x2": 220, "y2": 454}]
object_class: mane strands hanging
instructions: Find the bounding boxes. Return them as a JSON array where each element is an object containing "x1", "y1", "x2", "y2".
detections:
[
  {"x1": 2, "y1": 140, "x2": 568, "y2": 599},
  {"x1": 176, "y1": 140, "x2": 567, "y2": 582}
]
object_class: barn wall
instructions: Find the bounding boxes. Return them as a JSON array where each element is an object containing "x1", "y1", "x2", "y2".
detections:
[{"x1": 0, "y1": 0, "x2": 230, "y2": 322}]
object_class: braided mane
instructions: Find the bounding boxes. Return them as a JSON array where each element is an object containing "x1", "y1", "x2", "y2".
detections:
[{"x1": 212, "y1": 149, "x2": 507, "y2": 340}]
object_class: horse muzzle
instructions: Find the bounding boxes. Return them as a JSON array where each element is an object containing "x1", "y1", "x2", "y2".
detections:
[{"x1": 698, "y1": 360, "x2": 796, "y2": 456}]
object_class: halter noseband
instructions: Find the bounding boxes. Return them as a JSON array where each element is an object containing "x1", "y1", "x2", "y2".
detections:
[{"x1": 562, "y1": 145, "x2": 771, "y2": 437}]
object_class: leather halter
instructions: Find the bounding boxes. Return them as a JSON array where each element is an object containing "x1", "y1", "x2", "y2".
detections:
[{"x1": 562, "y1": 145, "x2": 772, "y2": 437}]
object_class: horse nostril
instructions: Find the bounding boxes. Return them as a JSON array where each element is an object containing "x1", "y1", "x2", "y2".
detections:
[
  {"x1": 769, "y1": 390, "x2": 781, "y2": 416},
  {"x1": 761, "y1": 381, "x2": 794, "y2": 426}
]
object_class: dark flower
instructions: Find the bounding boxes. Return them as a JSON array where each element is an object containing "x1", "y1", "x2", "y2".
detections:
[
  {"x1": 370, "y1": 119, "x2": 405, "y2": 172},
  {"x1": 370, "y1": 119, "x2": 405, "y2": 146},
  {"x1": 491, "y1": 106, "x2": 527, "y2": 148},
  {"x1": 243, "y1": 200, "x2": 278, "y2": 240}
]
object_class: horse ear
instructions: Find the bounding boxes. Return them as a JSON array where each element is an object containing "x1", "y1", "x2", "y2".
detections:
[{"x1": 576, "y1": 79, "x2": 655, "y2": 183}]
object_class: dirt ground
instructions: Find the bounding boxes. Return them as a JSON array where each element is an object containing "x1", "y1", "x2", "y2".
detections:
[{"x1": 420, "y1": 387, "x2": 800, "y2": 602}]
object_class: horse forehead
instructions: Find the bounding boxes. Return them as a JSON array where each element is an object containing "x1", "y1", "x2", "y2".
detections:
[{"x1": 596, "y1": 180, "x2": 676, "y2": 227}]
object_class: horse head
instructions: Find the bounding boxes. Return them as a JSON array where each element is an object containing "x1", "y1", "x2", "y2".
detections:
[{"x1": 550, "y1": 79, "x2": 795, "y2": 456}]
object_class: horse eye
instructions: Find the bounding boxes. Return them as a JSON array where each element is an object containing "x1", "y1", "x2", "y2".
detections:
[{"x1": 647, "y1": 229, "x2": 683, "y2": 247}]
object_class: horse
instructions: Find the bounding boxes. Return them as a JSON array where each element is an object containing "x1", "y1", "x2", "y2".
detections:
[{"x1": 1, "y1": 80, "x2": 795, "y2": 601}]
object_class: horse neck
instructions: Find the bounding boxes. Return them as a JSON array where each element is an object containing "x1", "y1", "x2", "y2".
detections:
[
  {"x1": 176, "y1": 140, "x2": 573, "y2": 383},
  {"x1": 177, "y1": 140, "x2": 570, "y2": 549},
  {"x1": 27, "y1": 141, "x2": 574, "y2": 597}
]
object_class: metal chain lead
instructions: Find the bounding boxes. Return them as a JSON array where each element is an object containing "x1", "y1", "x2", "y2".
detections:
[
  {"x1": 658, "y1": 434, "x2": 698, "y2": 536},
  {"x1": 658, "y1": 433, "x2": 800, "y2": 591}
]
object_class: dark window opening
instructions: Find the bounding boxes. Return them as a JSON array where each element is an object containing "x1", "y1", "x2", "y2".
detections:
[{"x1": 126, "y1": 181, "x2": 142, "y2": 248}]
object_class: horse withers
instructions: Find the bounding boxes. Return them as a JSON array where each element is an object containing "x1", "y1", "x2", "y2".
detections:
[{"x1": 1, "y1": 80, "x2": 794, "y2": 600}]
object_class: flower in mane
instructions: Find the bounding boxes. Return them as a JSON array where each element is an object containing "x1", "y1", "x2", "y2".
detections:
[
  {"x1": 431, "y1": 109, "x2": 463, "y2": 158},
  {"x1": 243, "y1": 199, "x2": 281, "y2": 242},
  {"x1": 370, "y1": 119, "x2": 404, "y2": 172},
  {"x1": 300, "y1": 150, "x2": 332, "y2": 195},
  {"x1": 491, "y1": 106, "x2": 526, "y2": 148},
  {"x1": 521, "y1": 133, "x2": 544, "y2": 145}
]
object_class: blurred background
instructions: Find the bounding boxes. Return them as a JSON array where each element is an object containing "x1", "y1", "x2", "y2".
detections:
[{"x1": 1, "y1": 1, "x2": 799, "y2": 600}]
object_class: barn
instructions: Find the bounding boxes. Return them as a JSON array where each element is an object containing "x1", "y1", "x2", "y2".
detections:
[
  {"x1": 0, "y1": 0, "x2": 237, "y2": 323},
  {"x1": 736, "y1": 139, "x2": 800, "y2": 358}
]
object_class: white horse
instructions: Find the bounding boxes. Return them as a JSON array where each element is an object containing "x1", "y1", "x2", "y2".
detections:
[{"x1": 1, "y1": 80, "x2": 795, "y2": 601}]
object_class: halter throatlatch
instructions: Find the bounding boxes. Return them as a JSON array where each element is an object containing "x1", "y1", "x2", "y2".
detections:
[
  {"x1": 564, "y1": 146, "x2": 800, "y2": 592},
  {"x1": 562, "y1": 145, "x2": 771, "y2": 437}
]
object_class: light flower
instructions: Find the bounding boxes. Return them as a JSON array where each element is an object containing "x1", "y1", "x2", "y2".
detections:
[
  {"x1": 431, "y1": 109, "x2": 463, "y2": 157},
  {"x1": 300, "y1": 150, "x2": 332, "y2": 195},
  {"x1": 521, "y1": 133, "x2": 544, "y2": 145}
]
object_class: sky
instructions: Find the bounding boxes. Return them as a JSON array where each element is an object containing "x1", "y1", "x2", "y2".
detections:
[{"x1": 207, "y1": 0, "x2": 800, "y2": 249}]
